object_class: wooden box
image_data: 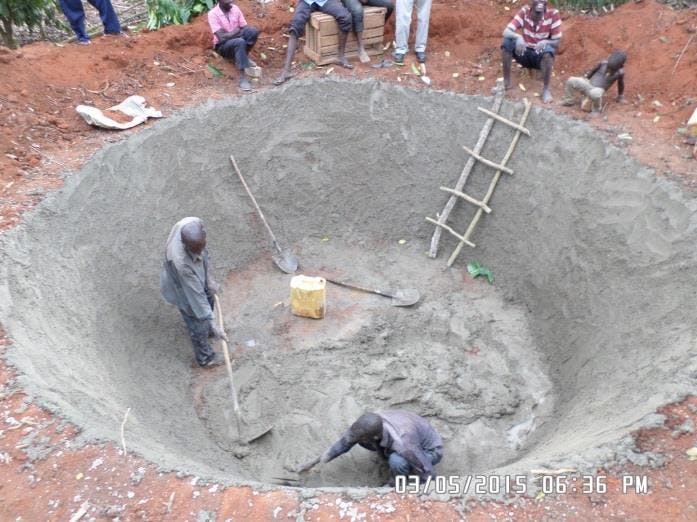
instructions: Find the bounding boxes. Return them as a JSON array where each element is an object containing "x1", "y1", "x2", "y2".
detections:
[{"x1": 303, "y1": 7, "x2": 387, "y2": 66}]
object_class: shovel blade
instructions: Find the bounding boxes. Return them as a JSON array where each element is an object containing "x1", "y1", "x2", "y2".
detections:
[
  {"x1": 391, "y1": 289, "x2": 421, "y2": 307},
  {"x1": 272, "y1": 250, "x2": 299, "y2": 274},
  {"x1": 245, "y1": 424, "x2": 274, "y2": 444}
]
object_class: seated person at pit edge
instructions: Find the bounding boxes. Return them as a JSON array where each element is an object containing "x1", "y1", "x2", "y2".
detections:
[
  {"x1": 501, "y1": 0, "x2": 562, "y2": 103},
  {"x1": 274, "y1": 0, "x2": 354, "y2": 85},
  {"x1": 341, "y1": 0, "x2": 395, "y2": 64},
  {"x1": 562, "y1": 51, "x2": 626, "y2": 113},
  {"x1": 208, "y1": 0, "x2": 260, "y2": 92},
  {"x1": 295, "y1": 410, "x2": 443, "y2": 482}
]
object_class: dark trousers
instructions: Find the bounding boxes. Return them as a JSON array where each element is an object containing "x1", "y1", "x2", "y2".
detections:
[
  {"x1": 289, "y1": 0, "x2": 353, "y2": 38},
  {"x1": 215, "y1": 26, "x2": 259, "y2": 70},
  {"x1": 387, "y1": 447, "x2": 443, "y2": 477},
  {"x1": 59, "y1": 0, "x2": 121, "y2": 42},
  {"x1": 179, "y1": 296, "x2": 215, "y2": 366},
  {"x1": 501, "y1": 36, "x2": 556, "y2": 70},
  {"x1": 341, "y1": 0, "x2": 394, "y2": 33}
]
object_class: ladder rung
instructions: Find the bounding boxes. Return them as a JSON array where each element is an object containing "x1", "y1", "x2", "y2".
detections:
[
  {"x1": 462, "y1": 145, "x2": 514, "y2": 175},
  {"x1": 439, "y1": 186, "x2": 492, "y2": 213},
  {"x1": 425, "y1": 217, "x2": 476, "y2": 248},
  {"x1": 477, "y1": 106, "x2": 531, "y2": 136}
]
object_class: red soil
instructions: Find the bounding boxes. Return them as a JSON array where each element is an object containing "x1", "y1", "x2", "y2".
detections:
[{"x1": 1, "y1": 0, "x2": 697, "y2": 518}]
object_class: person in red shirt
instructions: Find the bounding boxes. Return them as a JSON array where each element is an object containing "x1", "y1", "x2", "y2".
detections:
[
  {"x1": 208, "y1": 0, "x2": 260, "y2": 92},
  {"x1": 501, "y1": 0, "x2": 562, "y2": 103}
]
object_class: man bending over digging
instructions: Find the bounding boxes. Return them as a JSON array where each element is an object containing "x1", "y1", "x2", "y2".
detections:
[
  {"x1": 562, "y1": 51, "x2": 626, "y2": 113},
  {"x1": 295, "y1": 410, "x2": 443, "y2": 482},
  {"x1": 275, "y1": 0, "x2": 354, "y2": 85}
]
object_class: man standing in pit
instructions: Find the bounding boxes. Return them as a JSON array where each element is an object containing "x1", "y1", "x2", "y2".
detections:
[
  {"x1": 160, "y1": 217, "x2": 227, "y2": 368},
  {"x1": 274, "y1": 0, "x2": 354, "y2": 85},
  {"x1": 295, "y1": 410, "x2": 443, "y2": 481},
  {"x1": 561, "y1": 51, "x2": 626, "y2": 113},
  {"x1": 501, "y1": 0, "x2": 562, "y2": 103},
  {"x1": 208, "y1": 0, "x2": 260, "y2": 92}
]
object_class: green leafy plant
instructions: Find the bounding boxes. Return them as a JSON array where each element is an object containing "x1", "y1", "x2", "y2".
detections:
[
  {"x1": 551, "y1": 0, "x2": 628, "y2": 13},
  {"x1": 0, "y1": 0, "x2": 58, "y2": 48},
  {"x1": 207, "y1": 63, "x2": 224, "y2": 77},
  {"x1": 467, "y1": 261, "x2": 494, "y2": 284},
  {"x1": 146, "y1": 0, "x2": 214, "y2": 30}
]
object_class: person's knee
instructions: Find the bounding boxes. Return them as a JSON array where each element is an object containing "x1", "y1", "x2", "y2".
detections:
[
  {"x1": 243, "y1": 26, "x2": 259, "y2": 39},
  {"x1": 388, "y1": 453, "x2": 411, "y2": 476},
  {"x1": 501, "y1": 36, "x2": 516, "y2": 53},
  {"x1": 336, "y1": 10, "x2": 353, "y2": 33},
  {"x1": 541, "y1": 53, "x2": 555, "y2": 67},
  {"x1": 430, "y1": 448, "x2": 443, "y2": 466},
  {"x1": 347, "y1": 5, "x2": 362, "y2": 22},
  {"x1": 589, "y1": 87, "x2": 604, "y2": 101}
]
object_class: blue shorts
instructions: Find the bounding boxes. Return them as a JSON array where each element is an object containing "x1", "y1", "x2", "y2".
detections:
[{"x1": 502, "y1": 36, "x2": 556, "y2": 70}]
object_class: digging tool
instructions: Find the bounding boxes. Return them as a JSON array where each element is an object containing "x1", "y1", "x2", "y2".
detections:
[
  {"x1": 214, "y1": 294, "x2": 274, "y2": 444},
  {"x1": 419, "y1": 63, "x2": 431, "y2": 86},
  {"x1": 229, "y1": 154, "x2": 299, "y2": 274},
  {"x1": 324, "y1": 278, "x2": 421, "y2": 307}
]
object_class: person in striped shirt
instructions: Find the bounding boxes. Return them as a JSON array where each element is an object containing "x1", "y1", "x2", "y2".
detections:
[{"x1": 501, "y1": 0, "x2": 562, "y2": 103}]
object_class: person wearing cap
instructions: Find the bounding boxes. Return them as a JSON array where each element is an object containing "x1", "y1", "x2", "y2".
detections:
[
  {"x1": 160, "y1": 217, "x2": 227, "y2": 368},
  {"x1": 501, "y1": 0, "x2": 562, "y2": 103},
  {"x1": 296, "y1": 410, "x2": 443, "y2": 481}
]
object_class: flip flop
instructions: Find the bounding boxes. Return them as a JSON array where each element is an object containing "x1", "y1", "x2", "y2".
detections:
[
  {"x1": 372, "y1": 60, "x2": 394, "y2": 69},
  {"x1": 336, "y1": 59, "x2": 354, "y2": 69}
]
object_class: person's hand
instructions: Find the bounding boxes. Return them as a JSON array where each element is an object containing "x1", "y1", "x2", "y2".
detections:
[
  {"x1": 209, "y1": 321, "x2": 228, "y2": 342},
  {"x1": 534, "y1": 39, "x2": 548, "y2": 53},
  {"x1": 208, "y1": 280, "x2": 221, "y2": 295},
  {"x1": 514, "y1": 36, "x2": 527, "y2": 56},
  {"x1": 295, "y1": 457, "x2": 321, "y2": 473}
]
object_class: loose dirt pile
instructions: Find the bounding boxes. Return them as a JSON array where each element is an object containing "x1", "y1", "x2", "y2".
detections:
[{"x1": 2, "y1": 80, "x2": 696, "y2": 491}]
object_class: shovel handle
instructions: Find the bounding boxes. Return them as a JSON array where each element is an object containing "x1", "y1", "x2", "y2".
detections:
[
  {"x1": 214, "y1": 295, "x2": 243, "y2": 431},
  {"x1": 324, "y1": 278, "x2": 392, "y2": 299},
  {"x1": 229, "y1": 154, "x2": 283, "y2": 255}
]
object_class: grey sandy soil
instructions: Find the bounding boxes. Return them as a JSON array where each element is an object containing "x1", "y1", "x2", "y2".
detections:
[{"x1": 1, "y1": 79, "x2": 696, "y2": 492}]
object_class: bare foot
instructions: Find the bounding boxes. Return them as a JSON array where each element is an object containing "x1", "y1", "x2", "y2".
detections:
[
  {"x1": 336, "y1": 57, "x2": 354, "y2": 69},
  {"x1": 542, "y1": 89, "x2": 553, "y2": 103},
  {"x1": 273, "y1": 72, "x2": 293, "y2": 86},
  {"x1": 358, "y1": 48, "x2": 370, "y2": 63}
]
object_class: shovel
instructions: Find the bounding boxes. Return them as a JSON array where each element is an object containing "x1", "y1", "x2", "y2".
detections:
[
  {"x1": 419, "y1": 63, "x2": 431, "y2": 86},
  {"x1": 324, "y1": 277, "x2": 421, "y2": 307},
  {"x1": 229, "y1": 154, "x2": 299, "y2": 274},
  {"x1": 214, "y1": 294, "x2": 274, "y2": 444}
]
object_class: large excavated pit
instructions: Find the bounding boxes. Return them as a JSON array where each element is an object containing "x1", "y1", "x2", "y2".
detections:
[{"x1": 1, "y1": 79, "x2": 697, "y2": 490}]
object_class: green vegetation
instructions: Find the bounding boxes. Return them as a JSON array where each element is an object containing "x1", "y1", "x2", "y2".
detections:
[
  {"x1": 146, "y1": 0, "x2": 214, "y2": 30},
  {"x1": 552, "y1": 0, "x2": 627, "y2": 13},
  {"x1": 0, "y1": 0, "x2": 58, "y2": 48},
  {"x1": 467, "y1": 261, "x2": 495, "y2": 284}
]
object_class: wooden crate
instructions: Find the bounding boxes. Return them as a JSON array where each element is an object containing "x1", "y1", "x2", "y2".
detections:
[{"x1": 303, "y1": 7, "x2": 387, "y2": 66}]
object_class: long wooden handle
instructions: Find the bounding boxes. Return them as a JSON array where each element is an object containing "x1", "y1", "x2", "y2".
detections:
[
  {"x1": 214, "y1": 294, "x2": 243, "y2": 433},
  {"x1": 229, "y1": 154, "x2": 283, "y2": 255},
  {"x1": 324, "y1": 277, "x2": 392, "y2": 299}
]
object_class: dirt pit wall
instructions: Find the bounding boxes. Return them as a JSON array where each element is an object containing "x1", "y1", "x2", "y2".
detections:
[{"x1": 1, "y1": 79, "x2": 697, "y2": 489}]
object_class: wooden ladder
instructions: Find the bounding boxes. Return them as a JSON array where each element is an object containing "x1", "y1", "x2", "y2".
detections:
[{"x1": 427, "y1": 85, "x2": 532, "y2": 267}]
